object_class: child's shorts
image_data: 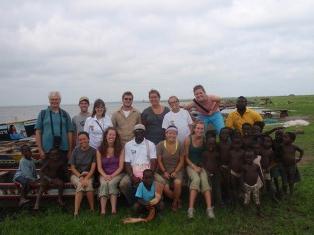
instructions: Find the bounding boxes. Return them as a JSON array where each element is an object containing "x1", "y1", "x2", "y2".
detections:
[{"x1": 243, "y1": 183, "x2": 260, "y2": 205}]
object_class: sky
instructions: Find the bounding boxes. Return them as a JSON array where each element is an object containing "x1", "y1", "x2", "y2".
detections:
[{"x1": 0, "y1": 0, "x2": 314, "y2": 106}]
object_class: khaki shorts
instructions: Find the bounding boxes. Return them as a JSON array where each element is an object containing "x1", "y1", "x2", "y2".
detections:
[
  {"x1": 186, "y1": 166, "x2": 211, "y2": 193},
  {"x1": 154, "y1": 172, "x2": 183, "y2": 185},
  {"x1": 70, "y1": 175, "x2": 94, "y2": 192}
]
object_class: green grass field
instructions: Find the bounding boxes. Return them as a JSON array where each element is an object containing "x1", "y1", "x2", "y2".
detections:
[{"x1": 1, "y1": 95, "x2": 314, "y2": 235}]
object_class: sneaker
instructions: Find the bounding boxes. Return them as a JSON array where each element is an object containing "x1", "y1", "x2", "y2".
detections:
[
  {"x1": 187, "y1": 208, "x2": 195, "y2": 219},
  {"x1": 206, "y1": 207, "x2": 215, "y2": 219}
]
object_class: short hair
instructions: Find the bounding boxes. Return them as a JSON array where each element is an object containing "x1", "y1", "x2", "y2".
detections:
[
  {"x1": 242, "y1": 122, "x2": 252, "y2": 129},
  {"x1": 20, "y1": 144, "x2": 31, "y2": 152},
  {"x1": 122, "y1": 91, "x2": 133, "y2": 100},
  {"x1": 143, "y1": 169, "x2": 153, "y2": 177},
  {"x1": 92, "y1": 99, "x2": 106, "y2": 117},
  {"x1": 168, "y1": 96, "x2": 179, "y2": 103},
  {"x1": 237, "y1": 96, "x2": 247, "y2": 102},
  {"x1": 148, "y1": 89, "x2": 160, "y2": 98},
  {"x1": 8, "y1": 124, "x2": 15, "y2": 134},
  {"x1": 253, "y1": 121, "x2": 265, "y2": 131},
  {"x1": 206, "y1": 130, "x2": 216, "y2": 140},
  {"x1": 78, "y1": 131, "x2": 89, "y2": 139},
  {"x1": 48, "y1": 91, "x2": 61, "y2": 100},
  {"x1": 193, "y1": 85, "x2": 205, "y2": 93},
  {"x1": 286, "y1": 132, "x2": 296, "y2": 142}
]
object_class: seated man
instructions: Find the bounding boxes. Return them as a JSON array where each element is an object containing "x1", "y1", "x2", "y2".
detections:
[
  {"x1": 33, "y1": 149, "x2": 68, "y2": 210},
  {"x1": 119, "y1": 124, "x2": 157, "y2": 205}
]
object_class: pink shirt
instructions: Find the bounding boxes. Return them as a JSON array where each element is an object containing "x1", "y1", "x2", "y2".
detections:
[{"x1": 193, "y1": 95, "x2": 220, "y2": 115}]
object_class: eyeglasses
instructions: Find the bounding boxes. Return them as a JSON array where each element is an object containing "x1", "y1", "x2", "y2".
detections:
[
  {"x1": 124, "y1": 98, "x2": 133, "y2": 101},
  {"x1": 169, "y1": 100, "x2": 179, "y2": 104}
]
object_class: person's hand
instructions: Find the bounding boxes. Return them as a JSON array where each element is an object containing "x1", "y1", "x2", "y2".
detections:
[
  {"x1": 149, "y1": 198, "x2": 159, "y2": 206},
  {"x1": 81, "y1": 178, "x2": 88, "y2": 187},
  {"x1": 104, "y1": 175, "x2": 111, "y2": 181},
  {"x1": 163, "y1": 171, "x2": 170, "y2": 179},
  {"x1": 131, "y1": 175, "x2": 140, "y2": 185},
  {"x1": 296, "y1": 157, "x2": 302, "y2": 163},
  {"x1": 170, "y1": 172, "x2": 177, "y2": 178},
  {"x1": 39, "y1": 149, "x2": 45, "y2": 159},
  {"x1": 81, "y1": 171, "x2": 88, "y2": 177}
]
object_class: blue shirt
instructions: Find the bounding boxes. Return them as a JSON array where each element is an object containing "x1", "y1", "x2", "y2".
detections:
[
  {"x1": 35, "y1": 107, "x2": 73, "y2": 152},
  {"x1": 135, "y1": 182, "x2": 155, "y2": 202},
  {"x1": 13, "y1": 157, "x2": 37, "y2": 181}
]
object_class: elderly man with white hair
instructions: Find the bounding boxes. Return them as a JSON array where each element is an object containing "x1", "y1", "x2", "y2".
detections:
[{"x1": 35, "y1": 91, "x2": 74, "y2": 161}]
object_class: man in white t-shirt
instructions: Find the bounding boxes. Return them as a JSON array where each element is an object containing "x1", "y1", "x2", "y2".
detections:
[
  {"x1": 119, "y1": 124, "x2": 157, "y2": 205},
  {"x1": 162, "y1": 96, "x2": 193, "y2": 144}
]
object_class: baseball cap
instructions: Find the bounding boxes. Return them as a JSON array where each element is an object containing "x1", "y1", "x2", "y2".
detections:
[
  {"x1": 133, "y1": 124, "x2": 146, "y2": 131},
  {"x1": 79, "y1": 96, "x2": 89, "y2": 104}
]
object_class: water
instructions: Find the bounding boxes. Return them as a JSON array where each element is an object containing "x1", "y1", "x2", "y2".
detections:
[{"x1": 0, "y1": 101, "x2": 164, "y2": 123}]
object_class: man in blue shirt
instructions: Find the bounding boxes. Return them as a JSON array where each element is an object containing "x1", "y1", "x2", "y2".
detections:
[{"x1": 35, "y1": 91, "x2": 73, "y2": 160}]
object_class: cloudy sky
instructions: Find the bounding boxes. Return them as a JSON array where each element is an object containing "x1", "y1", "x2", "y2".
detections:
[{"x1": 0, "y1": 0, "x2": 313, "y2": 106}]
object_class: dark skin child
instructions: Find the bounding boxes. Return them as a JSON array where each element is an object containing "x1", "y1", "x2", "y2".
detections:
[
  {"x1": 202, "y1": 137, "x2": 220, "y2": 175},
  {"x1": 219, "y1": 128, "x2": 232, "y2": 166},
  {"x1": 261, "y1": 136, "x2": 274, "y2": 170},
  {"x1": 242, "y1": 151, "x2": 264, "y2": 186},
  {"x1": 229, "y1": 138, "x2": 244, "y2": 174},
  {"x1": 281, "y1": 133, "x2": 303, "y2": 167}
]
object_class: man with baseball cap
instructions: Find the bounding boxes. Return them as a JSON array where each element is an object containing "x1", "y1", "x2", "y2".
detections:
[
  {"x1": 119, "y1": 124, "x2": 157, "y2": 205},
  {"x1": 72, "y1": 97, "x2": 91, "y2": 146}
]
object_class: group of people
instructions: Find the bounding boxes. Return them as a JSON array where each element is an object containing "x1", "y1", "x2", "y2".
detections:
[{"x1": 13, "y1": 85, "x2": 303, "y2": 220}]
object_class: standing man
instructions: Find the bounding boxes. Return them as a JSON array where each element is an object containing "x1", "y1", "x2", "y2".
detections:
[
  {"x1": 111, "y1": 91, "x2": 141, "y2": 146},
  {"x1": 35, "y1": 91, "x2": 74, "y2": 160},
  {"x1": 72, "y1": 96, "x2": 91, "y2": 146},
  {"x1": 162, "y1": 96, "x2": 193, "y2": 145},
  {"x1": 225, "y1": 96, "x2": 263, "y2": 132},
  {"x1": 119, "y1": 124, "x2": 157, "y2": 205}
]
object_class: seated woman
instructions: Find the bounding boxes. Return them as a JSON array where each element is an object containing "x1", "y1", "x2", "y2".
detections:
[
  {"x1": 184, "y1": 121, "x2": 215, "y2": 219},
  {"x1": 69, "y1": 131, "x2": 97, "y2": 216},
  {"x1": 97, "y1": 127, "x2": 124, "y2": 215},
  {"x1": 9, "y1": 124, "x2": 25, "y2": 140},
  {"x1": 155, "y1": 125, "x2": 184, "y2": 212}
]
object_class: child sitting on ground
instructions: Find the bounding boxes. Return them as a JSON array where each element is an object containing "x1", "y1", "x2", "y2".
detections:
[
  {"x1": 33, "y1": 149, "x2": 67, "y2": 210},
  {"x1": 13, "y1": 145, "x2": 38, "y2": 206},
  {"x1": 134, "y1": 169, "x2": 163, "y2": 214},
  {"x1": 281, "y1": 132, "x2": 304, "y2": 195},
  {"x1": 202, "y1": 136, "x2": 222, "y2": 207},
  {"x1": 242, "y1": 149, "x2": 264, "y2": 216}
]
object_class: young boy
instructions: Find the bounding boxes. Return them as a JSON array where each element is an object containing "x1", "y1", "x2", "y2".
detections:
[
  {"x1": 261, "y1": 135, "x2": 278, "y2": 202},
  {"x1": 242, "y1": 123, "x2": 253, "y2": 149},
  {"x1": 33, "y1": 149, "x2": 67, "y2": 210},
  {"x1": 133, "y1": 169, "x2": 164, "y2": 215},
  {"x1": 229, "y1": 137, "x2": 245, "y2": 206},
  {"x1": 242, "y1": 149, "x2": 264, "y2": 216},
  {"x1": 218, "y1": 127, "x2": 232, "y2": 203},
  {"x1": 202, "y1": 137, "x2": 222, "y2": 207},
  {"x1": 13, "y1": 145, "x2": 38, "y2": 206},
  {"x1": 281, "y1": 132, "x2": 303, "y2": 195}
]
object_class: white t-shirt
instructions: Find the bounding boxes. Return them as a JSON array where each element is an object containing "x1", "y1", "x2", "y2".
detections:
[
  {"x1": 84, "y1": 115, "x2": 113, "y2": 150},
  {"x1": 124, "y1": 138, "x2": 157, "y2": 179},
  {"x1": 122, "y1": 110, "x2": 131, "y2": 118},
  {"x1": 162, "y1": 108, "x2": 193, "y2": 144}
]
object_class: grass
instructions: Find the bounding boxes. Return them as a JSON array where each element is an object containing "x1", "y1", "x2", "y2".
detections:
[{"x1": 1, "y1": 95, "x2": 314, "y2": 235}]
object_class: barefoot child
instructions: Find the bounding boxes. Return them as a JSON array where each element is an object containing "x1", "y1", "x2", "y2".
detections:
[
  {"x1": 133, "y1": 169, "x2": 164, "y2": 216},
  {"x1": 218, "y1": 128, "x2": 232, "y2": 204},
  {"x1": 34, "y1": 149, "x2": 67, "y2": 210},
  {"x1": 13, "y1": 145, "x2": 38, "y2": 206},
  {"x1": 229, "y1": 137, "x2": 245, "y2": 206},
  {"x1": 242, "y1": 149, "x2": 264, "y2": 216},
  {"x1": 281, "y1": 132, "x2": 303, "y2": 195},
  {"x1": 202, "y1": 137, "x2": 222, "y2": 206}
]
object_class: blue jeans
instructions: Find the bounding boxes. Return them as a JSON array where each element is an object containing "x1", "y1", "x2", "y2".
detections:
[{"x1": 197, "y1": 112, "x2": 225, "y2": 134}]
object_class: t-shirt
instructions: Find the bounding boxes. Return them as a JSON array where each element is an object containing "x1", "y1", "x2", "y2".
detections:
[
  {"x1": 135, "y1": 182, "x2": 155, "y2": 202},
  {"x1": 69, "y1": 146, "x2": 96, "y2": 173},
  {"x1": 13, "y1": 157, "x2": 37, "y2": 181},
  {"x1": 84, "y1": 115, "x2": 113, "y2": 150},
  {"x1": 72, "y1": 112, "x2": 91, "y2": 134},
  {"x1": 156, "y1": 141, "x2": 184, "y2": 173},
  {"x1": 141, "y1": 106, "x2": 170, "y2": 145},
  {"x1": 191, "y1": 95, "x2": 221, "y2": 115},
  {"x1": 35, "y1": 107, "x2": 74, "y2": 152},
  {"x1": 162, "y1": 108, "x2": 193, "y2": 144},
  {"x1": 124, "y1": 138, "x2": 157, "y2": 179}
]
